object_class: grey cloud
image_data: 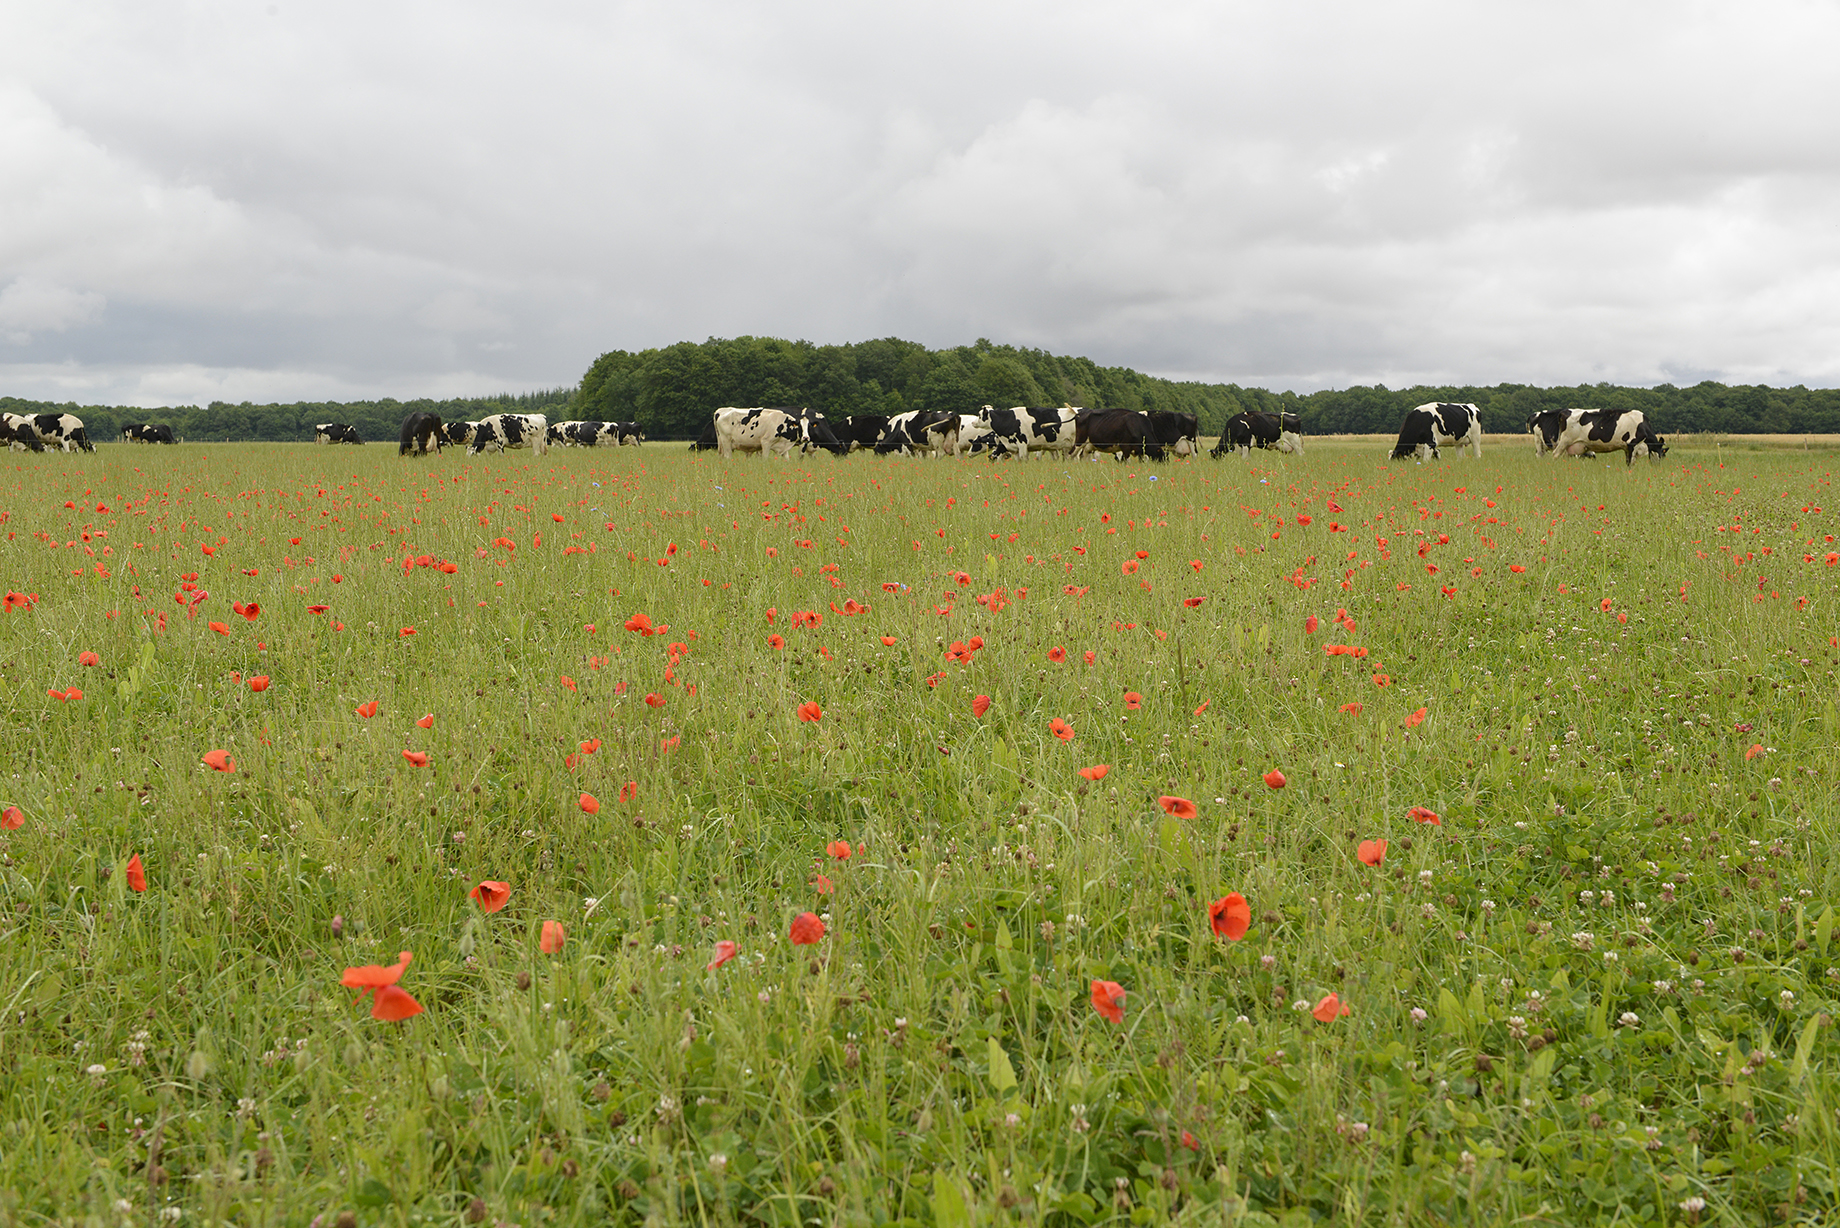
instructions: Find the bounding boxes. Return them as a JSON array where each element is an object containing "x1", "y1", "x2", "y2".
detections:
[{"x1": 2, "y1": 0, "x2": 1838, "y2": 406}]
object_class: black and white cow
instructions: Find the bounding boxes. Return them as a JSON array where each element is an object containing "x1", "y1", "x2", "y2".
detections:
[
  {"x1": 873, "y1": 410, "x2": 960, "y2": 457},
  {"x1": 1390, "y1": 402, "x2": 1481, "y2": 461},
  {"x1": 467, "y1": 413, "x2": 549, "y2": 455},
  {"x1": 546, "y1": 420, "x2": 621, "y2": 448},
  {"x1": 956, "y1": 414, "x2": 1012, "y2": 459},
  {"x1": 836, "y1": 415, "x2": 891, "y2": 452},
  {"x1": 121, "y1": 423, "x2": 177, "y2": 445},
  {"x1": 399, "y1": 411, "x2": 445, "y2": 456},
  {"x1": 977, "y1": 406, "x2": 1080, "y2": 459},
  {"x1": 1072, "y1": 409, "x2": 1165, "y2": 461},
  {"x1": 1212, "y1": 410, "x2": 1303, "y2": 459},
  {"x1": 315, "y1": 422, "x2": 364, "y2": 445},
  {"x1": 691, "y1": 420, "x2": 719, "y2": 451},
  {"x1": 712, "y1": 407, "x2": 841, "y2": 458},
  {"x1": 612, "y1": 421, "x2": 644, "y2": 446},
  {"x1": 1529, "y1": 408, "x2": 1668, "y2": 465},
  {"x1": 5, "y1": 412, "x2": 94, "y2": 452},
  {"x1": 0, "y1": 415, "x2": 46, "y2": 452},
  {"x1": 441, "y1": 421, "x2": 477, "y2": 448},
  {"x1": 1146, "y1": 410, "x2": 1200, "y2": 458}
]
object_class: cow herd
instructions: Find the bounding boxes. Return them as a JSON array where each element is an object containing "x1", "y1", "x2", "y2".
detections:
[{"x1": 0, "y1": 401, "x2": 1672, "y2": 466}]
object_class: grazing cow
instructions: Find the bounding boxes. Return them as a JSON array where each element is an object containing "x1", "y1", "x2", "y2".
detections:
[
  {"x1": 547, "y1": 420, "x2": 620, "y2": 448},
  {"x1": 1212, "y1": 410, "x2": 1303, "y2": 458},
  {"x1": 836, "y1": 414, "x2": 891, "y2": 452},
  {"x1": 691, "y1": 419, "x2": 719, "y2": 451},
  {"x1": 956, "y1": 414, "x2": 1012, "y2": 459},
  {"x1": 1073, "y1": 409, "x2": 1165, "y2": 461},
  {"x1": 1390, "y1": 403, "x2": 1481, "y2": 461},
  {"x1": 467, "y1": 413, "x2": 549, "y2": 455},
  {"x1": 6, "y1": 412, "x2": 94, "y2": 452},
  {"x1": 399, "y1": 412, "x2": 445, "y2": 456},
  {"x1": 121, "y1": 423, "x2": 177, "y2": 445},
  {"x1": 1529, "y1": 408, "x2": 1668, "y2": 465},
  {"x1": 612, "y1": 421, "x2": 645, "y2": 446},
  {"x1": 977, "y1": 406, "x2": 1080, "y2": 459},
  {"x1": 315, "y1": 422, "x2": 364, "y2": 445},
  {"x1": 441, "y1": 421, "x2": 478, "y2": 448},
  {"x1": 873, "y1": 409, "x2": 960, "y2": 457},
  {"x1": 0, "y1": 415, "x2": 46, "y2": 452},
  {"x1": 1146, "y1": 410, "x2": 1200, "y2": 457}
]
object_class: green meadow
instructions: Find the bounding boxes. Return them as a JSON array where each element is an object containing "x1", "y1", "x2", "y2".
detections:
[{"x1": 0, "y1": 439, "x2": 1835, "y2": 1227}]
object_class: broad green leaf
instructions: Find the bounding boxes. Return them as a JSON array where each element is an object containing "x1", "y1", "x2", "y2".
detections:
[
  {"x1": 1437, "y1": 987, "x2": 1464, "y2": 1031},
  {"x1": 1816, "y1": 906, "x2": 1834, "y2": 956},
  {"x1": 1791, "y1": 1015, "x2": 1821, "y2": 1087},
  {"x1": 986, "y1": 1036, "x2": 1017, "y2": 1092},
  {"x1": 994, "y1": 919, "x2": 1012, "y2": 950},
  {"x1": 931, "y1": 1173, "x2": 972, "y2": 1228}
]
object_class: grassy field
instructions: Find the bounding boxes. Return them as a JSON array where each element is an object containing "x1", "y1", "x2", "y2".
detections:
[{"x1": 0, "y1": 438, "x2": 1836, "y2": 1227}]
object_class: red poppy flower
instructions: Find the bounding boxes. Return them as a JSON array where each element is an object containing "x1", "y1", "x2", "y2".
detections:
[
  {"x1": 1745, "y1": 743, "x2": 1764, "y2": 761},
  {"x1": 1371, "y1": 674, "x2": 1392, "y2": 688},
  {"x1": 1047, "y1": 646, "x2": 1066, "y2": 663},
  {"x1": 1090, "y1": 979, "x2": 1125, "y2": 1024},
  {"x1": 1617, "y1": 611, "x2": 1628, "y2": 624},
  {"x1": 1121, "y1": 560, "x2": 1139, "y2": 575},
  {"x1": 50, "y1": 686, "x2": 82, "y2": 702},
  {"x1": 815, "y1": 873, "x2": 834, "y2": 894},
  {"x1": 233, "y1": 601, "x2": 260, "y2": 621},
  {"x1": 1123, "y1": 692, "x2": 1142, "y2": 710},
  {"x1": 1408, "y1": 806, "x2": 1441, "y2": 826},
  {"x1": 355, "y1": 700, "x2": 378, "y2": 718},
  {"x1": 539, "y1": 920, "x2": 567, "y2": 954},
  {"x1": 202, "y1": 749, "x2": 235, "y2": 773},
  {"x1": 1078, "y1": 764, "x2": 1108, "y2": 781},
  {"x1": 1082, "y1": 650, "x2": 1095, "y2": 664},
  {"x1": 1158, "y1": 795, "x2": 1198, "y2": 819},
  {"x1": 644, "y1": 692, "x2": 665, "y2": 708},
  {"x1": 706, "y1": 939, "x2": 739, "y2": 970},
  {"x1": 1312, "y1": 992, "x2": 1350, "y2": 1022},
  {"x1": 0, "y1": 805, "x2": 22, "y2": 830},
  {"x1": 972, "y1": 694, "x2": 991, "y2": 718},
  {"x1": 624, "y1": 613, "x2": 655, "y2": 634},
  {"x1": 1050, "y1": 718, "x2": 1074, "y2": 741},
  {"x1": 1209, "y1": 892, "x2": 1251, "y2": 940},
  {"x1": 579, "y1": 792, "x2": 600, "y2": 814},
  {"x1": 881, "y1": 635, "x2": 897, "y2": 646},
  {"x1": 1193, "y1": 700, "x2": 1210, "y2": 715},
  {"x1": 826, "y1": 840, "x2": 852, "y2": 860},
  {"x1": 371, "y1": 985, "x2": 424, "y2": 1021},
  {"x1": 768, "y1": 633, "x2": 785, "y2": 650},
  {"x1": 125, "y1": 852, "x2": 147, "y2": 892},
  {"x1": 401, "y1": 750, "x2": 429, "y2": 766},
  {"x1": 209, "y1": 621, "x2": 230, "y2": 635},
  {"x1": 559, "y1": 675, "x2": 578, "y2": 693},
  {"x1": 416, "y1": 713, "x2": 434, "y2": 728},
  {"x1": 78, "y1": 651, "x2": 100, "y2": 666},
  {"x1": 470, "y1": 881, "x2": 510, "y2": 912},
  {"x1": 248, "y1": 675, "x2": 270, "y2": 692},
  {"x1": 797, "y1": 700, "x2": 823, "y2": 722},
  {"x1": 619, "y1": 780, "x2": 638, "y2": 802},
  {"x1": 1263, "y1": 769, "x2": 1286, "y2": 789},
  {"x1": 1305, "y1": 615, "x2": 1319, "y2": 634},
  {"x1": 1183, "y1": 596, "x2": 1205, "y2": 608},
  {"x1": 789, "y1": 911, "x2": 826, "y2": 944},
  {"x1": 342, "y1": 951, "x2": 412, "y2": 994},
  {"x1": 1357, "y1": 839, "x2": 1387, "y2": 866},
  {"x1": 1338, "y1": 701, "x2": 1364, "y2": 715},
  {"x1": 1509, "y1": 564, "x2": 1526, "y2": 574}
]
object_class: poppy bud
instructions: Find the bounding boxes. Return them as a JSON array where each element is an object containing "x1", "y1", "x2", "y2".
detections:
[{"x1": 1263, "y1": 769, "x2": 1286, "y2": 789}]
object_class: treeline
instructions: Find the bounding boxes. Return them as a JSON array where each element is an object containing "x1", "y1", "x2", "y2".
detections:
[
  {"x1": 7, "y1": 337, "x2": 1840, "y2": 441},
  {"x1": 0, "y1": 390, "x2": 574, "y2": 445}
]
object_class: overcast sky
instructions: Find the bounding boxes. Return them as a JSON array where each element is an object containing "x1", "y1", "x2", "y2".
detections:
[{"x1": 3, "y1": 0, "x2": 1839, "y2": 407}]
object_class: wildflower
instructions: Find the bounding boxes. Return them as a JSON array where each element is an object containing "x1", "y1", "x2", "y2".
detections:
[
  {"x1": 826, "y1": 840, "x2": 852, "y2": 860},
  {"x1": 620, "y1": 781, "x2": 638, "y2": 802},
  {"x1": 355, "y1": 700, "x2": 379, "y2": 718},
  {"x1": 1509, "y1": 564, "x2": 1526, "y2": 574},
  {"x1": 1158, "y1": 796, "x2": 1198, "y2": 820},
  {"x1": 789, "y1": 911, "x2": 825, "y2": 945},
  {"x1": 371, "y1": 985, "x2": 424, "y2": 1021},
  {"x1": 470, "y1": 881, "x2": 511, "y2": 913},
  {"x1": 624, "y1": 613, "x2": 655, "y2": 635},
  {"x1": 209, "y1": 621, "x2": 230, "y2": 635},
  {"x1": 1404, "y1": 707, "x2": 1427, "y2": 728},
  {"x1": 881, "y1": 635, "x2": 897, "y2": 646},
  {"x1": 1312, "y1": 992, "x2": 1350, "y2": 1021},
  {"x1": 1183, "y1": 596, "x2": 1205, "y2": 608},
  {"x1": 307, "y1": 604, "x2": 330, "y2": 614},
  {"x1": 1357, "y1": 839, "x2": 1387, "y2": 866},
  {"x1": 1090, "y1": 979, "x2": 1125, "y2": 1023},
  {"x1": 1082, "y1": 650, "x2": 1096, "y2": 664},
  {"x1": 1121, "y1": 560, "x2": 1139, "y2": 575},
  {"x1": 1263, "y1": 769, "x2": 1286, "y2": 790},
  {"x1": 579, "y1": 792, "x2": 600, "y2": 814},
  {"x1": 1124, "y1": 692, "x2": 1143, "y2": 710},
  {"x1": 0, "y1": 805, "x2": 22, "y2": 830},
  {"x1": 1305, "y1": 614, "x2": 1319, "y2": 634},
  {"x1": 1050, "y1": 717, "x2": 1074, "y2": 741},
  {"x1": 201, "y1": 749, "x2": 236, "y2": 773},
  {"x1": 797, "y1": 700, "x2": 823, "y2": 722},
  {"x1": 972, "y1": 694, "x2": 991, "y2": 718},
  {"x1": 559, "y1": 675, "x2": 577, "y2": 693},
  {"x1": 401, "y1": 750, "x2": 429, "y2": 766},
  {"x1": 1047, "y1": 646, "x2": 1066, "y2": 663},
  {"x1": 767, "y1": 633, "x2": 785, "y2": 650},
  {"x1": 78, "y1": 651, "x2": 100, "y2": 666},
  {"x1": 1209, "y1": 893, "x2": 1251, "y2": 940},
  {"x1": 1745, "y1": 743, "x2": 1764, "y2": 761},
  {"x1": 540, "y1": 921, "x2": 567, "y2": 954},
  {"x1": 579, "y1": 738, "x2": 600, "y2": 753},
  {"x1": 644, "y1": 693, "x2": 666, "y2": 708},
  {"x1": 1408, "y1": 806, "x2": 1441, "y2": 826},
  {"x1": 1338, "y1": 702, "x2": 1364, "y2": 715},
  {"x1": 342, "y1": 951, "x2": 412, "y2": 995},
  {"x1": 233, "y1": 601, "x2": 261, "y2": 621},
  {"x1": 706, "y1": 940, "x2": 739, "y2": 970},
  {"x1": 248, "y1": 676, "x2": 270, "y2": 692},
  {"x1": 416, "y1": 713, "x2": 434, "y2": 728},
  {"x1": 124, "y1": 853, "x2": 147, "y2": 892},
  {"x1": 1078, "y1": 764, "x2": 1109, "y2": 781}
]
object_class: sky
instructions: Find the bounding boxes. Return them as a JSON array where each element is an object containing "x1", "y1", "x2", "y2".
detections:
[{"x1": 3, "y1": 0, "x2": 1839, "y2": 408}]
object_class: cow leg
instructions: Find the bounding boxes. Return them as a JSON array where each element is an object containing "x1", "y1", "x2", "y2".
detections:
[{"x1": 1469, "y1": 435, "x2": 1482, "y2": 459}]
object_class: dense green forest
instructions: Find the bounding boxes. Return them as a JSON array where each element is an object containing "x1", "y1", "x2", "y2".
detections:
[{"x1": 7, "y1": 336, "x2": 1839, "y2": 442}]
